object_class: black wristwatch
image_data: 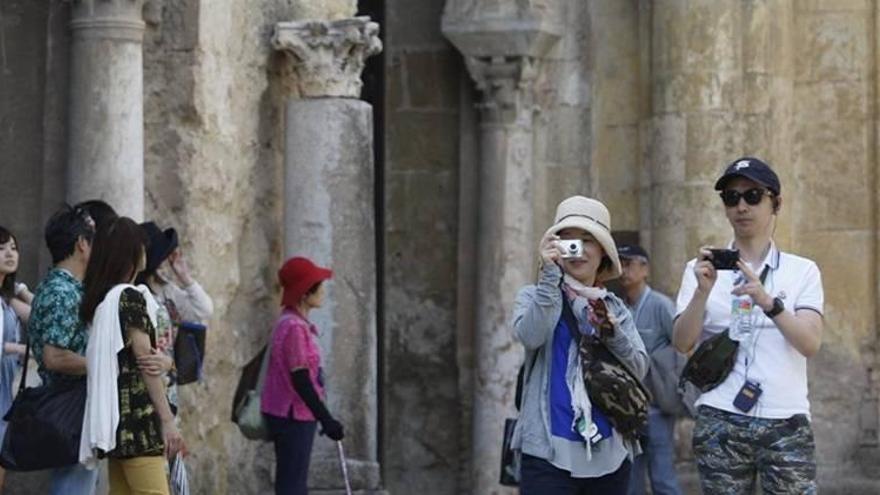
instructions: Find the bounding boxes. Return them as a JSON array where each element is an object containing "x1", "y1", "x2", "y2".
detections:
[{"x1": 764, "y1": 297, "x2": 784, "y2": 318}]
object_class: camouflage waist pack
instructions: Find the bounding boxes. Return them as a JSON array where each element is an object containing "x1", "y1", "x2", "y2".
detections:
[
  {"x1": 561, "y1": 295, "x2": 651, "y2": 442},
  {"x1": 578, "y1": 339, "x2": 651, "y2": 442},
  {"x1": 679, "y1": 329, "x2": 739, "y2": 392}
]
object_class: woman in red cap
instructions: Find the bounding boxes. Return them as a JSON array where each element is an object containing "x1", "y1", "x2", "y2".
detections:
[{"x1": 261, "y1": 256, "x2": 344, "y2": 495}]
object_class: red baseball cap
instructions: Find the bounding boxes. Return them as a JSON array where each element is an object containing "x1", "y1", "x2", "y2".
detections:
[{"x1": 278, "y1": 257, "x2": 333, "y2": 308}]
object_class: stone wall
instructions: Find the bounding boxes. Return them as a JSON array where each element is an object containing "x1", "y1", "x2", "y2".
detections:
[
  {"x1": 0, "y1": 0, "x2": 59, "y2": 286},
  {"x1": 2, "y1": 0, "x2": 880, "y2": 493},
  {"x1": 382, "y1": 1, "x2": 465, "y2": 493},
  {"x1": 142, "y1": 0, "x2": 356, "y2": 492},
  {"x1": 791, "y1": 1, "x2": 879, "y2": 491}
]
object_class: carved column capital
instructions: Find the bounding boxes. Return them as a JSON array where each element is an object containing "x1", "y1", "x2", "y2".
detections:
[
  {"x1": 272, "y1": 16, "x2": 382, "y2": 98},
  {"x1": 70, "y1": 0, "x2": 145, "y2": 42},
  {"x1": 464, "y1": 55, "x2": 542, "y2": 126}
]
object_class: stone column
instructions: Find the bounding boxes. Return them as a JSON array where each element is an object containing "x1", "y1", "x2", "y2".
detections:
[
  {"x1": 443, "y1": 6, "x2": 561, "y2": 494},
  {"x1": 68, "y1": 0, "x2": 146, "y2": 220},
  {"x1": 272, "y1": 17, "x2": 383, "y2": 495},
  {"x1": 644, "y1": 0, "x2": 794, "y2": 297}
]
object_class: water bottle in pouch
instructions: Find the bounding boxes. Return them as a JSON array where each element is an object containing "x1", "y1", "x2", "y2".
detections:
[{"x1": 729, "y1": 294, "x2": 754, "y2": 342}]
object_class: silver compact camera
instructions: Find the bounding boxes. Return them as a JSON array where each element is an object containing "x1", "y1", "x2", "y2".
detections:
[{"x1": 556, "y1": 239, "x2": 584, "y2": 259}]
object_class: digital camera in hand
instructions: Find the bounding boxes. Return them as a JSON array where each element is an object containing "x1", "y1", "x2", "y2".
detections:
[
  {"x1": 708, "y1": 248, "x2": 739, "y2": 270},
  {"x1": 556, "y1": 239, "x2": 584, "y2": 259}
]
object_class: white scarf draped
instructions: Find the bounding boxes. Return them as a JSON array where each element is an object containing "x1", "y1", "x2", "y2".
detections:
[{"x1": 561, "y1": 274, "x2": 609, "y2": 459}]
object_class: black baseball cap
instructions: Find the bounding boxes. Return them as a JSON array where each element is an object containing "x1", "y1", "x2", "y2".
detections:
[
  {"x1": 714, "y1": 157, "x2": 781, "y2": 195},
  {"x1": 618, "y1": 244, "x2": 649, "y2": 262}
]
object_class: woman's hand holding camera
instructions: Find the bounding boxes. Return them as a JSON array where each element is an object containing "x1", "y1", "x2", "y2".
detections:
[
  {"x1": 539, "y1": 233, "x2": 563, "y2": 266},
  {"x1": 695, "y1": 247, "x2": 719, "y2": 295}
]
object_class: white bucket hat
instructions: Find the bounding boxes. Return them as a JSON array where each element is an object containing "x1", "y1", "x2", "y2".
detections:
[{"x1": 543, "y1": 195, "x2": 622, "y2": 282}]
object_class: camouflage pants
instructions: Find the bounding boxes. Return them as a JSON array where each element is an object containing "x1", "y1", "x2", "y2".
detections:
[{"x1": 692, "y1": 406, "x2": 817, "y2": 495}]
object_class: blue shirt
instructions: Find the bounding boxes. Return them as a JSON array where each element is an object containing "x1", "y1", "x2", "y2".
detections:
[{"x1": 549, "y1": 317, "x2": 612, "y2": 442}]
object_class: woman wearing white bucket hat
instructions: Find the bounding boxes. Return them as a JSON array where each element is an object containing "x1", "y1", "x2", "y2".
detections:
[{"x1": 510, "y1": 196, "x2": 649, "y2": 494}]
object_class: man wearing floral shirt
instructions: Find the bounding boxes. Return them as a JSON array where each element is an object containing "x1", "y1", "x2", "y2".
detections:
[{"x1": 28, "y1": 205, "x2": 97, "y2": 494}]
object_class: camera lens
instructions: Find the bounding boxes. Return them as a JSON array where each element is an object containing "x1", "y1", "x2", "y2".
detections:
[{"x1": 568, "y1": 243, "x2": 577, "y2": 251}]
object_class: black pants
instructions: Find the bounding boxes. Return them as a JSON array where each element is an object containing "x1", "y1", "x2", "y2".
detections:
[
  {"x1": 264, "y1": 414, "x2": 318, "y2": 495},
  {"x1": 520, "y1": 454, "x2": 632, "y2": 495}
]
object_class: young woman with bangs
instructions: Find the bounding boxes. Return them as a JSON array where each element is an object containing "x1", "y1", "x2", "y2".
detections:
[
  {"x1": 79, "y1": 217, "x2": 185, "y2": 495},
  {"x1": 0, "y1": 225, "x2": 31, "y2": 490}
]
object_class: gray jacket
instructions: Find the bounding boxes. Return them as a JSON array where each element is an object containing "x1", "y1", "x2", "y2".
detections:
[{"x1": 510, "y1": 263, "x2": 649, "y2": 464}]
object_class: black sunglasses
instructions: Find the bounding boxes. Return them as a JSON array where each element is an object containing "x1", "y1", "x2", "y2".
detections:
[{"x1": 720, "y1": 188, "x2": 772, "y2": 207}]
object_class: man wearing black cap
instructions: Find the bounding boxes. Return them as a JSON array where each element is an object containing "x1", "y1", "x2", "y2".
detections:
[
  {"x1": 673, "y1": 157, "x2": 824, "y2": 494},
  {"x1": 618, "y1": 245, "x2": 683, "y2": 495}
]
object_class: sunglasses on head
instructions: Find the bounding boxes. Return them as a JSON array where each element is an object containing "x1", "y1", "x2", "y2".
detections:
[{"x1": 719, "y1": 188, "x2": 772, "y2": 207}]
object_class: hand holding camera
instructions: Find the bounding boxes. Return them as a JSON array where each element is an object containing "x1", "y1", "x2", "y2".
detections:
[
  {"x1": 539, "y1": 233, "x2": 586, "y2": 267},
  {"x1": 694, "y1": 247, "x2": 720, "y2": 294}
]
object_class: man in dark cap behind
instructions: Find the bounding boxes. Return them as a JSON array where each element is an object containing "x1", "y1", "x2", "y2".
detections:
[{"x1": 618, "y1": 244, "x2": 683, "y2": 495}]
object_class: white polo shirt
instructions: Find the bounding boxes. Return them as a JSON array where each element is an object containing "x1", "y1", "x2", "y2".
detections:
[{"x1": 675, "y1": 242, "x2": 824, "y2": 419}]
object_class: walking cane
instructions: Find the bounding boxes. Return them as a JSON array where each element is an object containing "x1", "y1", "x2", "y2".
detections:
[{"x1": 336, "y1": 441, "x2": 353, "y2": 495}]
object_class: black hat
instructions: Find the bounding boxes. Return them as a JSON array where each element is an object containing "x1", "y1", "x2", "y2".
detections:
[
  {"x1": 140, "y1": 221, "x2": 178, "y2": 273},
  {"x1": 714, "y1": 157, "x2": 781, "y2": 195},
  {"x1": 618, "y1": 244, "x2": 649, "y2": 261}
]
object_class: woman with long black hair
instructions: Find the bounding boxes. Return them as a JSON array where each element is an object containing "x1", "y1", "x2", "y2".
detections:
[
  {"x1": 79, "y1": 217, "x2": 185, "y2": 495},
  {"x1": 0, "y1": 225, "x2": 30, "y2": 490}
]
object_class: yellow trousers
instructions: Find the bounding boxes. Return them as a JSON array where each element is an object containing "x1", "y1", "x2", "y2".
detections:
[{"x1": 108, "y1": 456, "x2": 170, "y2": 495}]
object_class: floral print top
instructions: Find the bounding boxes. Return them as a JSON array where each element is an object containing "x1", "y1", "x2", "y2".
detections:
[
  {"x1": 111, "y1": 288, "x2": 164, "y2": 458},
  {"x1": 28, "y1": 268, "x2": 87, "y2": 385}
]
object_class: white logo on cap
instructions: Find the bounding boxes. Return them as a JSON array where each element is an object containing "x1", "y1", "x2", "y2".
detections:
[{"x1": 735, "y1": 160, "x2": 750, "y2": 170}]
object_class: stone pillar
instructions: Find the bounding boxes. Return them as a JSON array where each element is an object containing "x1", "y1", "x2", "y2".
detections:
[
  {"x1": 272, "y1": 17, "x2": 383, "y2": 495},
  {"x1": 443, "y1": 5, "x2": 561, "y2": 494},
  {"x1": 68, "y1": 0, "x2": 146, "y2": 220},
  {"x1": 644, "y1": 0, "x2": 794, "y2": 297}
]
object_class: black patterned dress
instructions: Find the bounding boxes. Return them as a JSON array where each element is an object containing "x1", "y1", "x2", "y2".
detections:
[{"x1": 109, "y1": 288, "x2": 165, "y2": 459}]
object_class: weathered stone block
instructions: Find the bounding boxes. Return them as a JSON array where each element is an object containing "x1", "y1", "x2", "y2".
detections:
[
  {"x1": 795, "y1": 12, "x2": 869, "y2": 82},
  {"x1": 292, "y1": 0, "x2": 356, "y2": 20},
  {"x1": 541, "y1": 105, "x2": 591, "y2": 170},
  {"x1": 794, "y1": 230, "x2": 873, "y2": 351},
  {"x1": 798, "y1": 0, "x2": 871, "y2": 12},
  {"x1": 792, "y1": 125, "x2": 870, "y2": 231},
  {"x1": 388, "y1": 0, "x2": 446, "y2": 47},
  {"x1": 387, "y1": 52, "x2": 407, "y2": 110},
  {"x1": 596, "y1": 124, "x2": 640, "y2": 194},
  {"x1": 387, "y1": 110, "x2": 460, "y2": 172},
  {"x1": 681, "y1": 1, "x2": 740, "y2": 73},
  {"x1": 684, "y1": 111, "x2": 745, "y2": 182},
  {"x1": 404, "y1": 50, "x2": 462, "y2": 109},
  {"x1": 645, "y1": 114, "x2": 686, "y2": 185}
]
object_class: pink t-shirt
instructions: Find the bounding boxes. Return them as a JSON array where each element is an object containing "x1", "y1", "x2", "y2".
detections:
[{"x1": 260, "y1": 310, "x2": 325, "y2": 421}]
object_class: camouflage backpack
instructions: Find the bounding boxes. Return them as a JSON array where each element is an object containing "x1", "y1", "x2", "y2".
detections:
[{"x1": 561, "y1": 295, "x2": 651, "y2": 443}]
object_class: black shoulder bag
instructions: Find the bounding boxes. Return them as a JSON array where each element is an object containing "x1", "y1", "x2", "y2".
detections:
[
  {"x1": 174, "y1": 320, "x2": 207, "y2": 385},
  {"x1": 680, "y1": 265, "x2": 770, "y2": 393},
  {"x1": 499, "y1": 352, "x2": 537, "y2": 487},
  {"x1": 0, "y1": 341, "x2": 87, "y2": 471}
]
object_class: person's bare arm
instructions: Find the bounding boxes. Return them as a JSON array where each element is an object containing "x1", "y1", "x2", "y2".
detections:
[
  {"x1": 43, "y1": 344, "x2": 87, "y2": 375},
  {"x1": 733, "y1": 261, "x2": 823, "y2": 358},
  {"x1": 673, "y1": 248, "x2": 717, "y2": 353},
  {"x1": 129, "y1": 327, "x2": 186, "y2": 457}
]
